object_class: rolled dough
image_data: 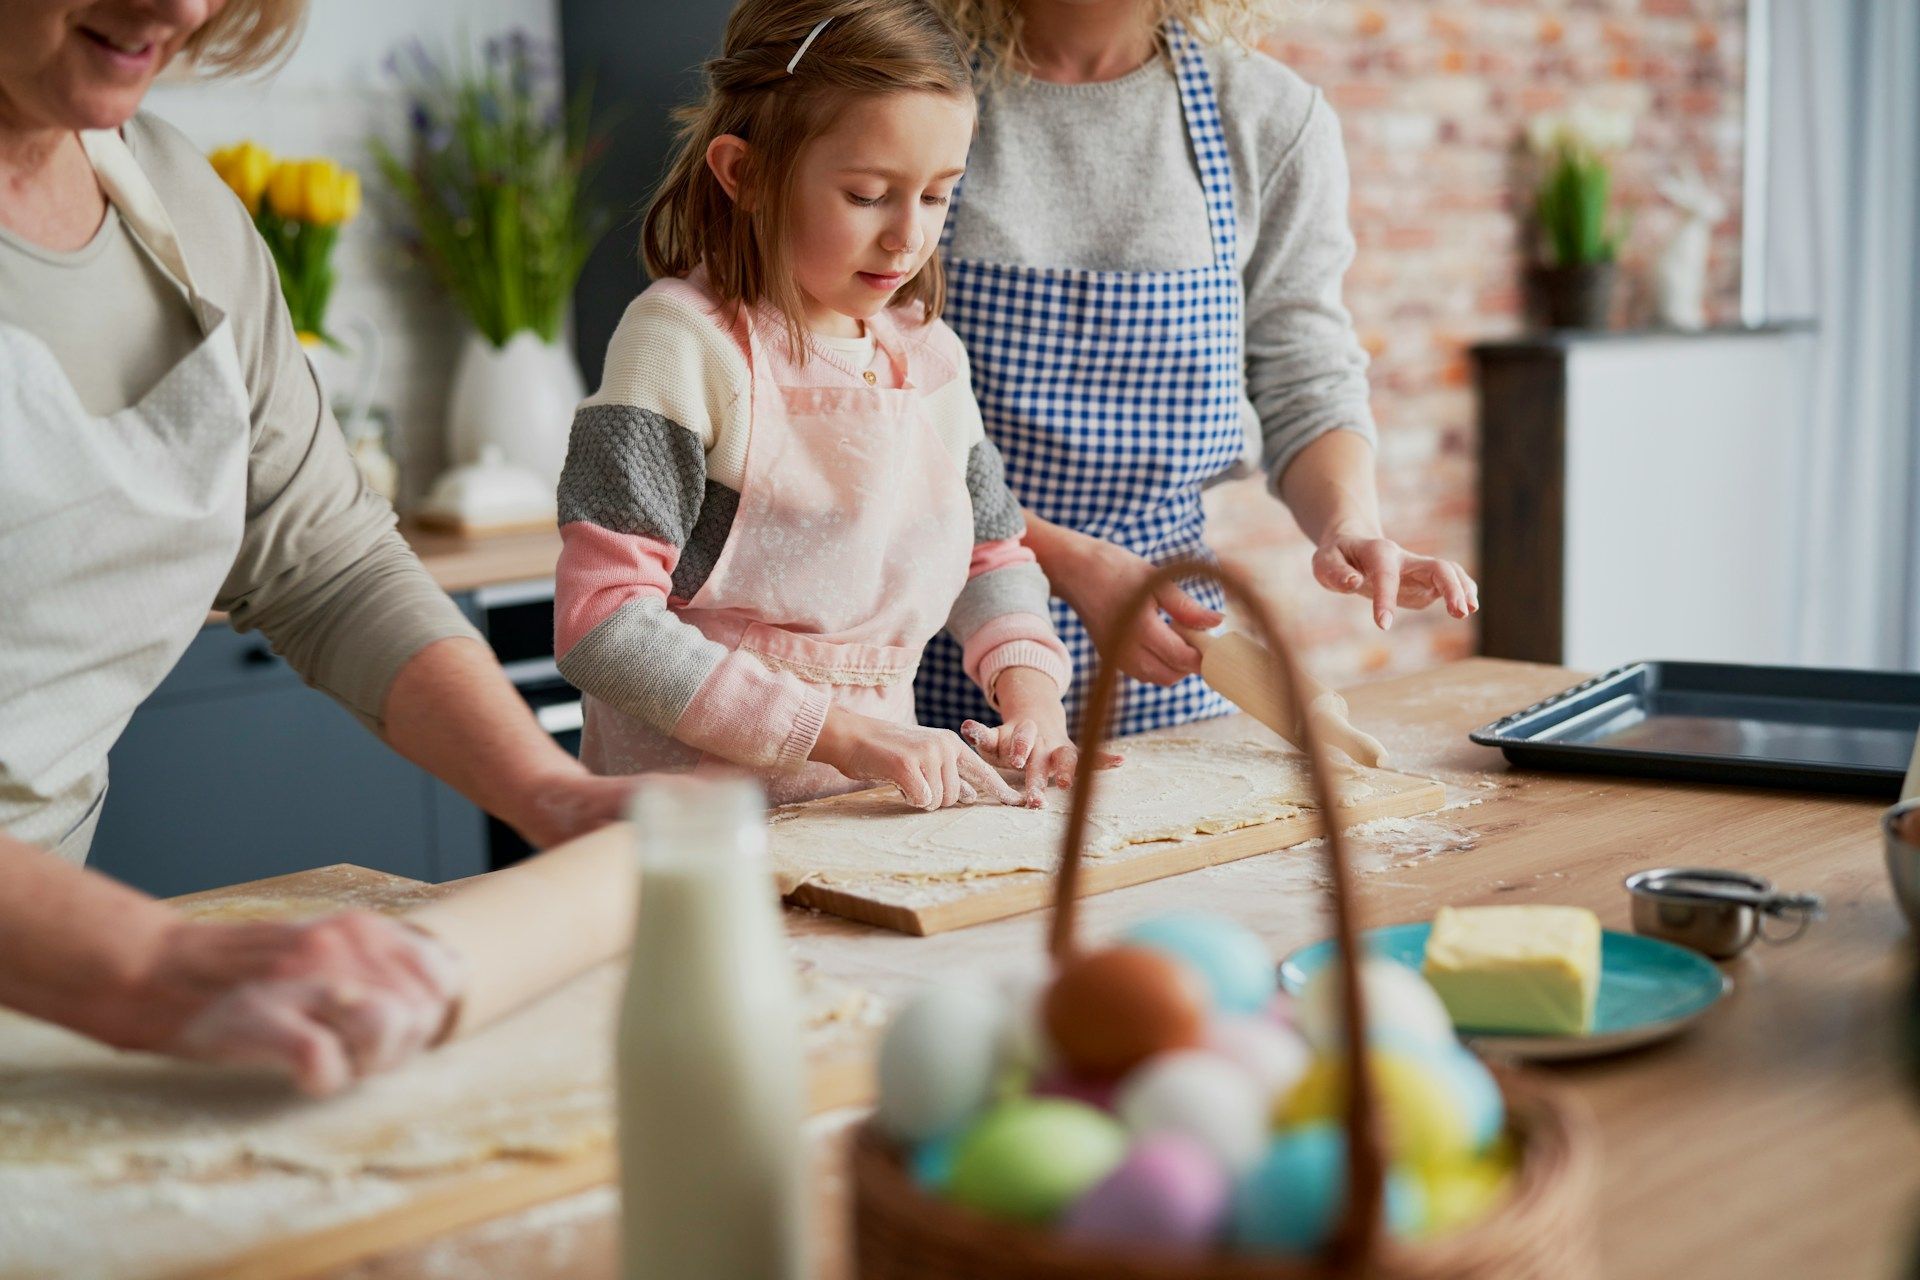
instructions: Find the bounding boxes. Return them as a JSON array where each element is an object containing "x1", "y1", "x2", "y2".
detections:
[{"x1": 767, "y1": 736, "x2": 1375, "y2": 894}]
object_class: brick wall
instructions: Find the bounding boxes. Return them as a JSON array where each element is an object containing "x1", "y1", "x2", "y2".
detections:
[{"x1": 1204, "y1": 0, "x2": 1747, "y2": 686}]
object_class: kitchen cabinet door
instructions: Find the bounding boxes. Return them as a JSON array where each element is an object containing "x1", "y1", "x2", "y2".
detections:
[{"x1": 88, "y1": 626, "x2": 488, "y2": 897}]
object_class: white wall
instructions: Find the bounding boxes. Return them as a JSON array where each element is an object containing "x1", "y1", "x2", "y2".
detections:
[{"x1": 147, "y1": 0, "x2": 563, "y2": 505}]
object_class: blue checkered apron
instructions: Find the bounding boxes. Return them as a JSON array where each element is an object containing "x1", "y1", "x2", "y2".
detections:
[{"x1": 915, "y1": 22, "x2": 1245, "y2": 738}]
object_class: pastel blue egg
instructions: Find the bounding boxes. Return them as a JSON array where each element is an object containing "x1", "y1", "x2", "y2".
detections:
[
  {"x1": 1123, "y1": 914, "x2": 1277, "y2": 1015},
  {"x1": 1231, "y1": 1124, "x2": 1424, "y2": 1254},
  {"x1": 1434, "y1": 1048, "x2": 1504, "y2": 1151},
  {"x1": 1369, "y1": 1029, "x2": 1505, "y2": 1152},
  {"x1": 911, "y1": 1130, "x2": 963, "y2": 1192}
]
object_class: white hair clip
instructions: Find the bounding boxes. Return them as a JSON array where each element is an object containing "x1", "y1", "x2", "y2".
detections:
[{"x1": 787, "y1": 18, "x2": 831, "y2": 73}]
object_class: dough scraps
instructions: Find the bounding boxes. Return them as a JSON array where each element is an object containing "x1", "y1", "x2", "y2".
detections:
[{"x1": 768, "y1": 736, "x2": 1374, "y2": 894}]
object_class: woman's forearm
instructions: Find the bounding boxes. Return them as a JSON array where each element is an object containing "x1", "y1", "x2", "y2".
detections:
[
  {"x1": 378, "y1": 636, "x2": 596, "y2": 848},
  {"x1": 0, "y1": 837, "x2": 177, "y2": 1041},
  {"x1": 1275, "y1": 429, "x2": 1383, "y2": 544}
]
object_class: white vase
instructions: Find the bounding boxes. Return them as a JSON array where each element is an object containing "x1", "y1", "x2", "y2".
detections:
[{"x1": 445, "y1": 330, "x2": 585, "y2": 491}]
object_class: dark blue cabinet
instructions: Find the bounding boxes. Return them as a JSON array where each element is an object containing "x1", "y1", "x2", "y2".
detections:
[{"x1": 89, "y1": 615, "x2": 491, "y2": 897}]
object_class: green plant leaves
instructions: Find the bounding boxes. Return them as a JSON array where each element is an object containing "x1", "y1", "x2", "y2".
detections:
[
  {"x1": 373, "y1": 35, "x2": 611, "y2": 345},
  {"x1": 1533, "y1": 146, "x2": 1624, "y2": 268}
]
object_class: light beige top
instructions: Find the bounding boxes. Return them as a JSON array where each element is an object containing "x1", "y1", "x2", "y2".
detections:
[{"x1": 0, "y1": 113, "x2": 480, "y2": 855}]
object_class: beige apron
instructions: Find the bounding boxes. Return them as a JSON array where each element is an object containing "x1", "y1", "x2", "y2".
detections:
[
  {"x1": 581, "y1": 284, "x2": 973, "y2": 804},
  {"x1": 0, "y1": 129, "x2": 251, "y2": 863}
]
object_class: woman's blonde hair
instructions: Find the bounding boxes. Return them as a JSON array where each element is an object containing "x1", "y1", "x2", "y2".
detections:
[
  {"x1": 642, "y1": 0, "x2": 973, "y2": 355},
  {"x1": 181, "y1": 0, "x2": 309, "y2": 77},
  {"x1": 933, "y1": 0, "x2": 1281, "y2": 80}
]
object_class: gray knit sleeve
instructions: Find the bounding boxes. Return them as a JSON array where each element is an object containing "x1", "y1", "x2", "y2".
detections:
[
  {"x1": 1242, "y1": 92, "x2": 1379, "y2": 491},
  {"x1": 554, "y1": 402, "x2": 741, "y2": 733},
  {"x1": 946, "y1": 440, "x2": 1057, "y2": 644}
]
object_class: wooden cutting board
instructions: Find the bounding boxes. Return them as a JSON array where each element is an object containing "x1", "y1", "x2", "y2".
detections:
[{"x1": 778, "y1": 762, "x2": 1446, "y2": 936}]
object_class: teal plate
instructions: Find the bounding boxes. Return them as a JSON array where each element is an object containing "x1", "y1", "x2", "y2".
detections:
[{"x1": 1279, "y1": 923, "x2": 1731, "y2": 1061}]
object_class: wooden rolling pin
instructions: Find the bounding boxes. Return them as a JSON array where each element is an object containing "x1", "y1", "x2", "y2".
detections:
[
  {"x1": 406, "y1": 820, "x2": 638, "y2": 1040},
  {"x1": 1173, "y1": 626, "x2": 1388, "y2": 768}
]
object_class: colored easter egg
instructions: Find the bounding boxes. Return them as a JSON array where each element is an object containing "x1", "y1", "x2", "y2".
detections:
[
  {"x1": 910, "y1": 1130, "x2": 963, "y2": 1192},
  {"x1": 1044, "y1": 946, "x2": 1208, "y2": 1081},
  {"x1": 1123, "y1": 913, "x2": 1278, "y2": 1015},
  {"x1": 1279, "y1": 1050, "x2": 1475, "y2": 1166},
  {"x1": 1207, "y1": 1015, "x2": 1312, "y2": 1102},
  {"x1": 1416, "y1": 1148, "x2": 1514, "y2": 1237},
  {"x1": 1296, "y1": 958, "x2": 1456, "y2": 1053},
  {"x1": 1433, "y1": 1046, "x2": 1504, "y2": 1152},
  {"x1": 948, "y1": 1099, "x2": 1129, "y2": 1225},
  {"x1": 1060, "y1": 1131, "x2": 1231, "y2": 1249},
  {"x1": 876, "y1": 983, "x2": 1005, "y2": 1142},
  {"x1": 1230, "y1": 1123, "x2": 1425, "y2": 1254},
  {"x1": 993, "y1": 966, "x2": 1057, "y2": 1084},
  {"x1": 1116, "y1": 1049, "x2": 1268, "y2": 1173},
  {"x1": 1364, "y1": 1030, "x2": 1506, "y2": 1154}
]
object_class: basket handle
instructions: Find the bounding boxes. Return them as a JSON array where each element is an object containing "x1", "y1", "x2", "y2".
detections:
[{"x1": 1049, "y1": 556, "x2": 1385, "y2": 1265}]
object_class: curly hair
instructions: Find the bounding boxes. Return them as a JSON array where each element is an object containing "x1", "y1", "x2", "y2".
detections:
[{"x1": 932, "y1": 0, "x2": 1289, "y2": 80}]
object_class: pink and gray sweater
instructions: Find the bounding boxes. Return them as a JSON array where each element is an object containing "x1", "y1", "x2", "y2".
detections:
[{"x1": 553, "y1": 284, "x2": 1070, "y2": 772}]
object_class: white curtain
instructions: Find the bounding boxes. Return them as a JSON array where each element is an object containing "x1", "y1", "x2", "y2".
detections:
[{"x1": 1765, "y1": 0, "x2": 1920, "y2": 670}]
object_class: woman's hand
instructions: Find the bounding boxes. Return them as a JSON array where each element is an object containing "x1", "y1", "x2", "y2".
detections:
[
  {"x1": 1041, "y1": 524, "x2": 1223, "y2": 687},
  {"x1": 1311, "y1": 522, "x2": 1479, "y2": 631},
  {"x1": 138, "y1": 913, "x2": 465, "y2": 1098},
  {"x1": 961, "y1": 668, "x2": 1123, "y2": 807},
  {"x1": 811, "y1": 708, "x2": 1023, "y2": 810}
]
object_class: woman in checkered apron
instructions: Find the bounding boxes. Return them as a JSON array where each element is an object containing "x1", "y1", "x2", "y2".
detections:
[{"x1": 917, "y1": 1, "x2": 1478, "y2": 739}]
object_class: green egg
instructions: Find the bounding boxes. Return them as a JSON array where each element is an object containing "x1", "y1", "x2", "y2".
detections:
[{"x1": 947, "y1": 1098, "x2": 1128, "y2": 1225}]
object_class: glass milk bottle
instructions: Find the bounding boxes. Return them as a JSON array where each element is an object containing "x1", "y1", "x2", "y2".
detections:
[{"x1": 618, "y1": 776, "x2": 807, "y2": 1279}]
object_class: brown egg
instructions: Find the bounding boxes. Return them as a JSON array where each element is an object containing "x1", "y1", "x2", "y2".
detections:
[
  {"x1": 1042, "y1": 945, "x2": 1208, "y2": 1081},
  {"x1": 1898, "y1": 806, "x2": 1920, "y2": 846}
]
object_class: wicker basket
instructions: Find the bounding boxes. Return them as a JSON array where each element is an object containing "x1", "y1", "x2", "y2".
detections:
[{"x1": 851, "y1": 558, "x2": 1601, "y2": 1280}]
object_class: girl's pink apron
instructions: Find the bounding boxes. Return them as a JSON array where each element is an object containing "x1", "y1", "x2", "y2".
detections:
[{"x1": 581, "y1": 290, "x2": 973, "y2": 804}]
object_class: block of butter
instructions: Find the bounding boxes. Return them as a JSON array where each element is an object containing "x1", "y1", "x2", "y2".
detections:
[{"x1": 1421, "y1": 905, "x2": 1602, "y2": 1036}]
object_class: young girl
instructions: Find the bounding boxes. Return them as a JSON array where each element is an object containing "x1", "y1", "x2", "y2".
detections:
[{"x1": 555, "y1": 0, "x2": 1089, "y2": 810}]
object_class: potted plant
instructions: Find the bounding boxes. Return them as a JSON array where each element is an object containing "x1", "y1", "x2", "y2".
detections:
[
  {"x1": 1525, "y1": 108, "x2": 1632, "y2": 330},
  {"x1": 373, "y1": 32, "x2": 610, "y2": 491}
]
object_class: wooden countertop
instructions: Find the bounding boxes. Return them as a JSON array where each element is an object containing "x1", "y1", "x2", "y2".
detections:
[
  {"x1": 202, "y1": 521, "x2": 560, "y2": 627},
  {"x1": 396, "y1": 520, "x2": 561, "y2": 595},
  {"x1": 106, "y1": 659, "x2": 1920, "y2": 1277}
]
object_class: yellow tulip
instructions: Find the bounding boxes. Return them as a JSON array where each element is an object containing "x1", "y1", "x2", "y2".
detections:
[
  {"x1": 266, "y1": 159, "x2": 362, "y2": 226},
  {"x1": 265, "y1": 159, "x2": 308, "y2": 221},
  {"x1": 208, "y1": 141, "x2": 273, "y2": 214}
]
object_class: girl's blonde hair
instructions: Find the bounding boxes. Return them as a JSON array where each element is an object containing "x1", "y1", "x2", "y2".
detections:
[
  {"x1": 182, "y1": 0, "x2": 309, "y2": 76},
  {"x1": 643, "y1": 0, "x2": 973, "y2": 354},
  {"x1": 933, "y1": 0, "x2": 1281, "y2": 80}
]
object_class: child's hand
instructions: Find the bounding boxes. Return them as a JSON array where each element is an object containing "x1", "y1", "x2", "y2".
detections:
[
  {"x1": 1312, "y1": 522, "x2": 1479, "y2": 630},
  {"x1": 810, "y1": 707, "x2": 1022, "y2": 810},
  {"x1": 962, "y1": 669, "x2": 1124, "y2": 807}
]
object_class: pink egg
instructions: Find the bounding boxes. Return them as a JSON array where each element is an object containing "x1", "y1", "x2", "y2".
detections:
[
  {"x1": 1265, "y1": 990, "x2": 1300, "y2": 1030},
  {"x1": 1033, "y1": 1069, "x2": 1119, "y2": 1112},
  {"x1": 1061, "y1": 1132, "x2": 1231, "y2": 1248},
  {"x1": 1206, "y1": 1016, "x2": 1311, "y2": 1103}
]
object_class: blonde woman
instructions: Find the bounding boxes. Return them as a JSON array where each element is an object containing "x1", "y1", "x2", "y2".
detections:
[
  {"x1": 0, "y1": 0, "x2": 631, "y2": 1093},
  {"x1": 914, "y1": 0, "x2": 1479, "y2": 736}
]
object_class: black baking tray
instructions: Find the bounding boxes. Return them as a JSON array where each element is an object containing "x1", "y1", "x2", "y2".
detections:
[{"x1": 1468, "y1": 660, "x2": 1920, "y2": 796}]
